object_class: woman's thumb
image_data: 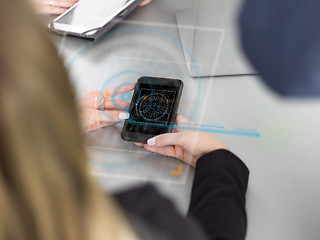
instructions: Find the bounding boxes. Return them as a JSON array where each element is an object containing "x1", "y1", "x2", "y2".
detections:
[{"x1": 147, "y1": 132, "x2": 184, "y2": 147}]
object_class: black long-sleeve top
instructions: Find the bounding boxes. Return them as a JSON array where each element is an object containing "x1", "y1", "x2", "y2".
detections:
[{"x1": 114, "y1": 149, "x2": 249, "y2": 240}]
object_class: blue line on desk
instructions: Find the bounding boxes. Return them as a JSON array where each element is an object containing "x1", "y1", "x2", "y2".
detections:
[
  {"x1": 177, "y1": 126, "x2": 260, "y2": 137},
  {"x1": 124, "y1": 120, "x2": 260, "y2": 137}
]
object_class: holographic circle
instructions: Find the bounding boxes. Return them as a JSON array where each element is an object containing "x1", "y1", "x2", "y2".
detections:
[
  {"x1": 121, "y1": 92, "x2": 132, "y2": 102},
  {"x1": 67, "y1": 26, "x2": 202, "y2": 170},
  {"x1": 137, "y1": 93, "x2": 169, "y2": 121}
]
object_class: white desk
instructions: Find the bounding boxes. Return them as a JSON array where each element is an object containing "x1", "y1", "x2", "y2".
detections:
[{"x1": 50, "y1": 1, "x2": 320, "y2": 239}]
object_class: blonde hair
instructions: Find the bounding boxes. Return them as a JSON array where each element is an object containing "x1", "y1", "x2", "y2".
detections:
[{"x1": 0, "y1": 0, "x2": 137, "y2": 239}]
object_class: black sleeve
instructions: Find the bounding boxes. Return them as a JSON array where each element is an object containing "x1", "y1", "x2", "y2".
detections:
[
  {"x1": 114, "y1": 185, "x2": 208, "y2": 240},
  {"x1": 187, "y1": 149, "x2": 249, "y2": 240}
]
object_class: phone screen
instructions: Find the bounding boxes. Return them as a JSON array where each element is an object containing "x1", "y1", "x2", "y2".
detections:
[
  {"x1": 56, "y1": 0, "x2": 134, "y2": 29},
  {"x1": 122, "y1": 77, "x2": 183, "y2": 142}
]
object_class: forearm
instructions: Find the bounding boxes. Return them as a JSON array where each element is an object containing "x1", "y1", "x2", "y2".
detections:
[{"x1": 187, "y1": 149, "x2": 249, "y2": 240}]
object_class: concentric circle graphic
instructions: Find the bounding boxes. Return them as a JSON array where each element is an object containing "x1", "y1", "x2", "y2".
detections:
[
  {"x1": 67, "y1": 25, "x2": 203, "y2": 170},
  {"x1": 137, "y1": 93, "x2": 169, "y2": 121}
]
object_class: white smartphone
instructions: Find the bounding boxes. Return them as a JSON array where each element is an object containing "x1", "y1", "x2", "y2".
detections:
[{"x1": 52, "y1": 0, "x2": 137, "y2": 35}]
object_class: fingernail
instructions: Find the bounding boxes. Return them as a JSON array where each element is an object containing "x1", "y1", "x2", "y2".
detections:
[
  {"x1": 119, "y1": 112, "x2": 130, "y2": 120},
  {"x1": 147, "y1": 137, "x2": 156, "y2": 146}
]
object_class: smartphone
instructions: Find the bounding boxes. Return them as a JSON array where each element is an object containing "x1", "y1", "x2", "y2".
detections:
[
  {"x1": 52, "y1": 0, "x2": 138, "y2": 34},
  {"x1": 121, "y1": 76, "x2": 183, "y2": 143}
]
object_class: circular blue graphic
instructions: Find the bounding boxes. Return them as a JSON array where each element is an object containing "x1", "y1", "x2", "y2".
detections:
[
  {"x1": 137, "y1": 93, "x2": 169, "y2": 120},
  {"x1": 67, "y1": 26, "x2": 201, "y2": 169}
]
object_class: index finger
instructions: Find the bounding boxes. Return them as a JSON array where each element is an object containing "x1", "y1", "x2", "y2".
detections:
[
  {"x1": 51, "y1": 0, "x2": 78, "y2": 8},
  {"x1": 139, "y1": 0, "x2": 152, "y2": 6},
  {"x1": 147, "y1": 132, "x2": 185, "y2": 148}
]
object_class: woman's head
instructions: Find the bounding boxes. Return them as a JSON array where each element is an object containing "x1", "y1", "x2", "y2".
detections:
[
  {"x1": 0, "y1": 0, "x2": 136, "y2": 239},
  {"x1": 239, "y1": 0, "x2": 320, "y2": 97}
]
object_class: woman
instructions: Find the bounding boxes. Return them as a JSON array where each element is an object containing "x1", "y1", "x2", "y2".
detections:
[{"x1": 0, "y1": 0, "x2": 249, "y2": 239}]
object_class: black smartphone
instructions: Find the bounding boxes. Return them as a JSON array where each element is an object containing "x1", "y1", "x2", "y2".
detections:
[{"x1": 121, "y1": 76, "x2": 183, "y2": 143}]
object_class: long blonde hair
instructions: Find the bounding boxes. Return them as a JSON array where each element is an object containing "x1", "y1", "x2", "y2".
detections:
[{"x1": 0, "y1": 0, "x2": 137, "y2": 239}]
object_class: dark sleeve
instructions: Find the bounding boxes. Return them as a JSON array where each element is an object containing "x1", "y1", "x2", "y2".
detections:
[
  {"x1": 114, "y1": 185, "x2": 208, "y2": 240},
  {"x1": 187, "y1": 149, "x2": 249, "y2": 240}
]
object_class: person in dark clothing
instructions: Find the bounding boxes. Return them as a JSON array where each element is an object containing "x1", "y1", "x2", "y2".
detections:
[{"x1": 239, "y1": 0, "x2": 320, "y2": 97}]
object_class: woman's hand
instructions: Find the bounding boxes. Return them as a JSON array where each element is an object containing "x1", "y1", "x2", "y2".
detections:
[
  {"x1": 136, "y1": 114, "x2": 228, "y2": 167},
  {"x1": 78, "y1": 85, "x2": 134, "y2": 133},
  {"x1": 30, "y1": 0, "x2": 79, "y2": 15}
]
